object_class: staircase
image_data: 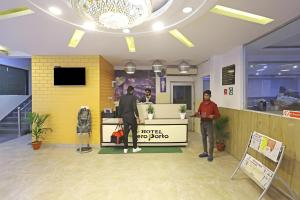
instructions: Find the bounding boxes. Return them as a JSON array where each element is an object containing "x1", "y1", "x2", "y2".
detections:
[{"x1": 0, "y1": 96, "x2": 32, "y2": 143}]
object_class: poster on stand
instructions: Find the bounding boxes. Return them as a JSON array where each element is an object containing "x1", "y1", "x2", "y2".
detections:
[
  {"x1": 249, "y1": 131, "x2": 283, "y2": 162},
  {"x1": 241, "y1": 154, "x2": 274, "y2": 189}
]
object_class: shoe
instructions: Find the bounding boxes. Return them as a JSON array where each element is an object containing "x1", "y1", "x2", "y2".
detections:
[
  {"x1": 207, "y1": 156, "x2": 213, "y2": 162},
  {"x1": 124, "y1": 149, "x2": 128, "y2": 154},
  {"x1": 198, "y1": 152, "x2": 208, "y2": 158},
  {"x1": 133, "y1": 147, "x2": 142, "y2": 153}
]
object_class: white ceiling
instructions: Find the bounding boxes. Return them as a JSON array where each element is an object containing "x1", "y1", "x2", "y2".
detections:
[{"x1": 1, "y1": 0, "x2": 300, "y2": 66}]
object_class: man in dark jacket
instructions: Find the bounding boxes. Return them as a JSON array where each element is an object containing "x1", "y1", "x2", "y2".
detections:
[
  {"x1": 193, "y1": 90, "x2": 220, "y2": 161},
  {"x1": 139, "y1": 88, "x2": 155, "y2": 103},
  {"x1": 118, "y1": 86, "x2": 141, "y2": 153}
]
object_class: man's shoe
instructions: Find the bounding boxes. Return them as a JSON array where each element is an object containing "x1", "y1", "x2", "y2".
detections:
[
  {"x1": 133, "y1": 147, "x2": 142, "y2": 153},
  {"x1": 207, "y1": 156, "x2": 213, "y2": 162},
  {"x1": 124, "y1": 149, "x2": 128, "y2": 154},
  {"x1": 198, "y1": 152, "x2": 208, "y2": 158}
]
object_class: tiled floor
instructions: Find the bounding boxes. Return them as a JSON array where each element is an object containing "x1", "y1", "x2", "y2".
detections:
[{"x1": 0, "y1": 132, "x2": 287, "y2": 200}]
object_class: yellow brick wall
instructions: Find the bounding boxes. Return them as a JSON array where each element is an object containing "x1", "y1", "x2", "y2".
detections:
[
  {"x1": 32, "y1": 56, "x2": 100, "y2": 145},
  {"x1": 99, "y1": 56, "x2": 115, "y2": 112}
]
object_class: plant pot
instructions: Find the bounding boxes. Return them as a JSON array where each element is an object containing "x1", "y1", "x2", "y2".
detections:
[
  {"x1": 216, "y1": 142, "x2": 225, "y2": 151},
  {"x1": 179, "y1": 113, "x2": 186, "y2": 119},
  {"x1": 148, "y1": 113, "x2": 154, "y2": 120},
  {"x1": 32, "y1": 141, "x2": 42, "y2": 150}
]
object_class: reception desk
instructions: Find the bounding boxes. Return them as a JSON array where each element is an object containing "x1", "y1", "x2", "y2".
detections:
[{"x1": 101, "y1": 104, "x2": 188, "y2": 146}]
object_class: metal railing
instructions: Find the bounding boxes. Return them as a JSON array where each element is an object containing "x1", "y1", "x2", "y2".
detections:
[{"x1": 17, "y1": 97, "x2": 32, "y2": 137}]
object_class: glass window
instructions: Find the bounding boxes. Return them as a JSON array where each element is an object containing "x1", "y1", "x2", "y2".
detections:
[{"x1": 246, "y1": 63, "x2": 300, "y2": 114}]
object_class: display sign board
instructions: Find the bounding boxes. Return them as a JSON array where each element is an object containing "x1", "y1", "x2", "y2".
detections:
[
  {"x1": 283, "y1": 110, "x2": 300, "y2": 119},
  {"x1": 249, "y1": 131, "x2": 283, "y2": 162},
  {"x1": 102, "y1": 124, "x2": 187, "y2": 143},
  {"x1": 241, "y1": 154, "x2": 274, "y2": 189},
  {"x1": 222, "y1": 64, "x2": 235, "y2": 85}
]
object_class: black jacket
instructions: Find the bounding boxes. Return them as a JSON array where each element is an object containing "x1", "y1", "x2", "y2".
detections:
[{"x1": 118, "y1": 94, "x2": 139, "y2": 124}]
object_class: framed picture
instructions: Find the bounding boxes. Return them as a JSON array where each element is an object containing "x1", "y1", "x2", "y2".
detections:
[
  {"x1": 222, "y1": 64, "x2": 235, "y2": 85},
  {"x1": 160, "y1": 77, "x2": 166, "y2": 93}
]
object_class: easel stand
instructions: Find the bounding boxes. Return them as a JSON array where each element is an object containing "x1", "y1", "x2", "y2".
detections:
[
  {"x1": 77, "y1": 132, "x2": 92, "y2": 153},
  {"x1": 231, "y1": 131, "x2": 297, "y2": 200}
]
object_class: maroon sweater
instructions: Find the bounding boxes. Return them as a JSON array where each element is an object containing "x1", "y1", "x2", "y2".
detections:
[{"x1": 197, "y1": 100, "x2": 220, "y2": 120}]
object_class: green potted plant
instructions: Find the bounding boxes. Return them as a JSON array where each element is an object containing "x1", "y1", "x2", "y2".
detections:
[
  {"x1": 179, "y1": 105, "x2": 186, "y2": 119},
  {"x1": 27, "y1": 112, "x2": 52, "y2": 150},
  {"x1": 146, "y1": 104, "x2": 154, "y2": 120},
  {"x1": 214, "y1": 116, "x2": 229, "y2": 151}
]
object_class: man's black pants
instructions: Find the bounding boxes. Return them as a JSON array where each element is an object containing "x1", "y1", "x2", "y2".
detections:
[{"x1": 123, "y1": 122, "x2": 138, "y2": 149}]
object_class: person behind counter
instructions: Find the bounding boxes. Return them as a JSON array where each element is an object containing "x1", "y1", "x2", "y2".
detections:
[
  {"x1": 118, "y1": 86, "x2": 142, "y2": 154},
  {"x1": 192, "y1": 90, "x2": 220, "y2": 162},
  {"x1": 139, "y1": 88, "x2": 155, "y2": 103}
]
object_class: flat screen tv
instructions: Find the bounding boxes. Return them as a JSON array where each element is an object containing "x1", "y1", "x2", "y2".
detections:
[{"x1": 54, "y1": 67, "x2": 86, "y2": 85}]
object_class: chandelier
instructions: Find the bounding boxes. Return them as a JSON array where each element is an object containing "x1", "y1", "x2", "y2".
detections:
[{"x1": 69, "y1": 0, "x2": 153, "y2": 29}]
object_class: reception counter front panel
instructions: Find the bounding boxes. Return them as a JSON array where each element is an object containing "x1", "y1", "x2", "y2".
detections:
[{"x1": 101, "y1": 104, "x2": 188, "y2": 146}]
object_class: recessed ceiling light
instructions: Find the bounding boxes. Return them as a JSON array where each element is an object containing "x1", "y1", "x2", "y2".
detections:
[
  {"x1": 293, "y1": 65, "x2": 298, "y2": 69},
  {"x1": 68, "y1": 30, "x2": 85, "y2": 48},
  {"x1": 83, "y1": 21, "x2": 96, "y2": 31},
  {"x1": 250, "y1": 65, "x2": 254, "y2": 68},
  {"x1": 0, "y1": 45, "x2": 8, "y2": 51},
  {"x1": 152, "y1": 22, "x2": 164, "y2": 31},
  {"x1": 182, "y1": 7, "x2": 193, "y2": 14},
  {"x1": 255, "y1": 72, "x2": 259, "y2": 76},
  {"x1": 210, "y1": 5, "x2": 274, "y2": 25},
  {"x1": 263, "y1": 65, "x2": 268, "y2": 69},
  {"x1": 125, "y1": 36, "x2": 136, "y2": 52},
  {"x1": 123, "y1": 29, "x2": 130, "y2": 33},
  {"x1": 0, "y1": 7, "x2": 34, "y2": 20},
  {"x1": 169, "y1": 29, "x2": 194, "y2": 48},
  {"x1": 256, "y1": 69, "x2": 265, "y2": 72},
  {"x1": 48, "y1": 7, "x2": 62, "y2": 16},
  {"x1": 280, "y1": 69, "x2": 290, "y2": 72},
  {"x1": 278, "y1": 72, "x2": 282, "y2": 75},
  {"x1": 0, "y1": 44, "x2": 9, "y2": 55}
]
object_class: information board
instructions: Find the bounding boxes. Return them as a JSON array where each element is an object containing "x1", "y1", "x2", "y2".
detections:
[
  {"x1": 249, "y1": 131, "x2": 283, "y2": 162},
  {"x1": 241, "y1": 154, "x2": 274, "y2": 189}
]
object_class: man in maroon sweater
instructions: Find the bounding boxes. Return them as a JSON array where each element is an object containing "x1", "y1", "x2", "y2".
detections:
[{"x1": 193, "y1": 90, "x2": 220, "y2": 161}]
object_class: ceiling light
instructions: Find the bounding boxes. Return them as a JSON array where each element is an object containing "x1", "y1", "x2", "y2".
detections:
[
  {"x1": 255, "y1": 72, "x2": 259, "y2": 76},
  {"x1": 210, "y1": 5, "x2": 274, "y2": 25},
  {"x1": 0, "y1": 7, "x2": 34, "y2": 20},
  {"x1": 152, "y1": 60, "x2": 163, "y2": 73},
  {"x1": 124, "y1": 62, "x2": 136, "y2": 74},
  {"x1": 169, "y1": 29, "x2": 194, "y2": 48},
  {"x1": 125, "y1": 36, "x2": 136, "y2": 52},
  {"x1": 293, "y1": 65, "x2": 298, "y2": 69},
  {"x1": 280, "y1": 69, "x2": 290, "y2": 72},
  {"x1": 256, "y1": 69, "x2": 265, "y2": 72},
  {"x1": 178, "y1": 61, "x2": 190, "y2": 73},
  {"x1": 68, "y1": 30, "x2": 85, "y2": 48},
  {"x1": 69, "y1": 0, "x2": 152, "y2": 29},
  {"x1": 263, "y1": 66, "x2": 268, "y2": 69},
  {"x1": 278, "y1": 72, "x2": 282, "y2": 75},
  {"x1": 250, "y1": 65, "x2": 254, "y2": 68},
  {"x1": 182, "y1": 7, "x2": 193, "y2": 14},
  {"x1": 152, "y1": 22, "x2": 164, "y2": 31},
  {"x1": 82, "y1": 21, "x2": 96, "y2": 31},
  {"x1": 0, "y1": 45, "x2": 9, "y2": 55},
  {"x1": 48, "y1": 7, "x2": 62, "y2": 16},
  {"x1": 123, "y1": 29, "x2": 130, "y2": 33}
]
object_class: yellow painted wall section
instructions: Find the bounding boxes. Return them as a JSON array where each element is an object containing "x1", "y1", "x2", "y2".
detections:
[
  {"x1": 99, "y1": 56, "x2": 115, "y2": 111},
  {"x1": 32, "y1": 56, "x2": 100, "y2": 144}
]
